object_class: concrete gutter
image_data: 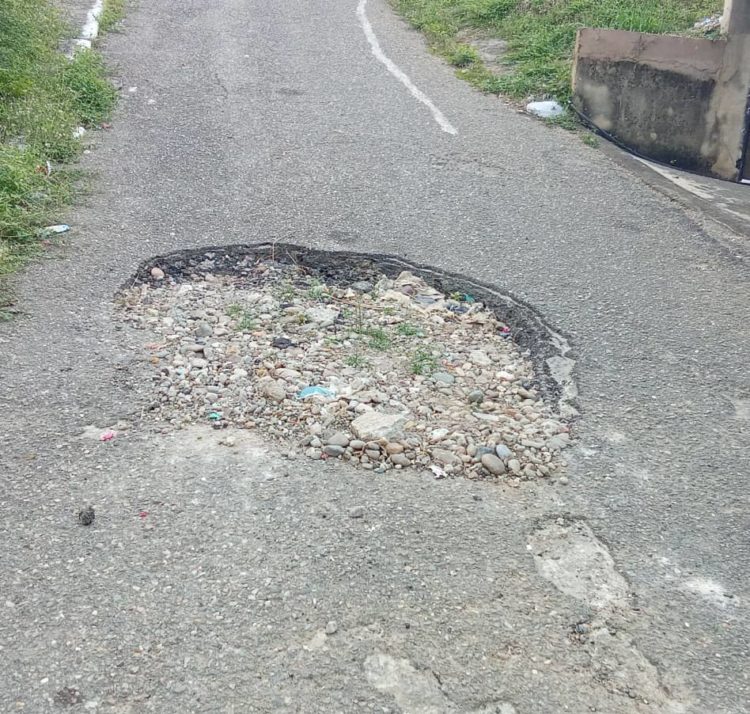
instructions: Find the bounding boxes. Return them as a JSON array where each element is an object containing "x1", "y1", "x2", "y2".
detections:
[{"x1": 596, "y1": 137, "x2": 750, "y2": 242}]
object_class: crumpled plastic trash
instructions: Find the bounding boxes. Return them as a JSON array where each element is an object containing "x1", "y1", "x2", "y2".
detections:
[
  {"x1": 44, "y1": 224, "x2": 70, "y2": 234},
  {"x1": 297, "y1": 386, "x2": 334, "y2": 399},
  {"x1": 99, "y1": 430, "x2": 116, "y2": 442},
  {"x1": 208, "y1": 411, "x2": 222, "y2": 421},
  {"x1": 526, "y1": 100, "x2": 564, "y2": 119}
]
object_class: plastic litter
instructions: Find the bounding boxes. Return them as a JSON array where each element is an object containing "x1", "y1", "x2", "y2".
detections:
[
  {"x1": 297, "y1": 386, "x2": 334, "y2": 399},
  {"x1": 99, "y1": 429, "x2": 115, "y2": 442},
  {"x1": 72, "y1": 126, "x2": 86, "y2": 139},
  {"x1": 429, "y1": 464, "x2": 447, "y2": 479},
  {"x1": 526, "y1": 100, "x2": 564, "y2": 119},
  {"x1": 208, "y1": 411, "x2": 222, "y2": 421},
  {"x1": 44, "y1": 224, "x2": 70, "y2": 235}
]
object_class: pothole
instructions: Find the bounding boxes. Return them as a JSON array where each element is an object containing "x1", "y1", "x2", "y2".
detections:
[{"x1": 116, "y1": 244, "x2": 576, "y2": 481}]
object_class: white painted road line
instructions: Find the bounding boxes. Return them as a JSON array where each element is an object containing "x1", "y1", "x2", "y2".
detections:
[
  {"x1": 356, "y1": 0, "x2": 458, "y2": 136},
  {"x1": 82, "y1": 0, "x2": 104, "y2": 40}
]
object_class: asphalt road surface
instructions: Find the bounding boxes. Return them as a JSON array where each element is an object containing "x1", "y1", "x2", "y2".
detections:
[{"x1": 1, "y1": 1, "x2": 749, "y2": 712}]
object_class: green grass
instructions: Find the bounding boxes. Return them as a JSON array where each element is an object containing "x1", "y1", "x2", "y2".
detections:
[
  {"x1": 396, "y1": 322, "x2": 422, "y2": 337},
  {"x1": 410, "y1": 347, "x2": 438, "y2": 375},
  {"x1": 0, "y1": 0, "x2": 118, "y2": 276},
  {"x1": 345, "y1": 354, "x2": 369, "y2": 368},
  {"x1": 390, "y1": 0, "x2": 722, "y2": 103},
  {"x1": 99, "y1": 0, "x2": 127, "y2": 34}
]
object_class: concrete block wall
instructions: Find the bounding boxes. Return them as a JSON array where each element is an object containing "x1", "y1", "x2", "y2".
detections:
[{"x1": 572, "y1": 27, "x2": 750, "y2": 181}]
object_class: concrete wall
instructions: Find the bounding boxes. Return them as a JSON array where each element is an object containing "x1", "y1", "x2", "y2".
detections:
[{"x1": 572, "y1": 28, "x2": 750, "y2": 181}]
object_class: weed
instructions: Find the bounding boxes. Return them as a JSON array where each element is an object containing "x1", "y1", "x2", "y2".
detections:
[
  {"x1": 581, "y1": 133, "x2": 600, "y2": 148},
  {"x1": 410, "y1": 348, "x2": 438, "y2": 375},
  {"x1": 99, "y1": 0, "x2": 127, "y2": 33},
  {"x1": 228, "y1": 306, "x2": 255, "y2": 331},
  {"x1": 396, "y1": 322, "x2": 421, "y2": 337},
  {"x1": 277, "y1": 280, "x2": 296, "y2": 302},
  {"x1": 447, "y1": 43, "x2": 480, "y2": 67},
  {"x1": 366, "y1": 327, "x2": 392, "y2": 351},
  {"x1": 345, "y1": 354, "x2": 369, "y2": 368},
  {"x1": 0, "y1": 0, "x2": 118, "y2": 276},
  {"x1": 63, "y1": 49, "x2": 117, "y2": 128},
  {"x1": 236, "y1": 314, "x2": 255, "y2": 331},
  {"x1": 307, "y1": 278, "x2": 328, "y2": 301},
  {"x1": 544, "y1": 110, "x2": 578, "y2": 132}
]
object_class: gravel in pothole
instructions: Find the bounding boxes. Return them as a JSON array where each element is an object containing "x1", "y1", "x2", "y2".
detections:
[{"x1": 117, "y1": 258, "x2": 571, "y2": 480}]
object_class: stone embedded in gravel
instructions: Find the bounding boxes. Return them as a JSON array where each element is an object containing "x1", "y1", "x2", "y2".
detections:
[
  {"x1": 150, "y1": 267, "x2": 165, "y2": 280},
  {"x1": 351, "y1": 281, "x2": 373, "y2": 292},
  {"x1": 432, "y1": 372, "x2": 455, "y2": 386},
  {"x1": 481, "y1": 453, "x2": 506, "y2": 475},
  {"x1": 495, "y1": 444, "x2": 513, "y2": 460},
  {"x1": 508, "y1": 459, "x2": 522, "y2": 475},
  {"x1": 431, "y1": 448, "x2": 463, "y2": 467},
  {"x1": 547, "y1": 433, "x2": 570, "y2": 450},
  {"x1": 326, "y1": 432, "x2": 350, "y2": 447},
  {"x1": 325, "y1": 620, "x2": 339, "y2": 634},
  {"x1": 195, "y1": 321, "x2": 213, "y2": 337},
  {"x1": 467, "y1": 389, "x2": 484, "y2": 404},
  {"x1": 390, "y1": 453, "x2": 411, "y2": 467},
  {"x1": 272, "y1": 337, "x2": 295, "y2": 349},
  {"x1": 351, "y1": 412, "x2": 406, "y2": 441},
  {"x1": 323, "y1": 444, "x2": 346, "y2": 457},
  {"x1": 260, "y1": 380, "x2": 286, "y2": 402},
  {"x1": 469, "y1": 350, "x2": 492, "y2": 366},
  {"x1": 348, "y1": 506, "x2": 365, "y2": 519}
]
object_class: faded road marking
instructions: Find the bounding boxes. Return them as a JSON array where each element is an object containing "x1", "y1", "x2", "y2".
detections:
[{"x1": 357, "y1": 0, "x2": 458, "y2": 135}]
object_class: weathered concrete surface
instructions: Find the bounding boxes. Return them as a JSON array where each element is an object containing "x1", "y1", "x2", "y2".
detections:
[
  {"x1": 573, "y1": 27, "x2": 750, "y2": 180},
  {"x1": 1, "y1": 0, "x2": 749, "y2": 711}
]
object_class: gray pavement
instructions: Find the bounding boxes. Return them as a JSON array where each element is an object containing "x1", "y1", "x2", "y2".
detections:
[{"x1": 1, "y1": 0, "x2": 749, "y2": 711}]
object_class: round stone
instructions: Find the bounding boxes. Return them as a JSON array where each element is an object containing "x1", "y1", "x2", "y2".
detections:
[
  {"x1": 467, "y1": 389, "x2": 484, "y2": 404},
  {"x1": 481, "y1": 453, "x2": 506, "y2": 475}
]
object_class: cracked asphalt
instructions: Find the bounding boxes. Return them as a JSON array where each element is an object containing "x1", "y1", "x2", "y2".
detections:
[{"x1": 1, "y1": 0, "x2": 749, "y2": 711}]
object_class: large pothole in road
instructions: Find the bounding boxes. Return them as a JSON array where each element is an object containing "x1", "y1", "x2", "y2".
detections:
[{"x1": 117, "y1": 244, "x2": 576, "y2": 481}]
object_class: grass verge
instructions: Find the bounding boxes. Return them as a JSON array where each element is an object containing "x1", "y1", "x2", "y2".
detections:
[
  {"x1": 99, "y1": 0, "x2": 128, "y2": 34},
  {"x1": 0, "y1": 0, "x2": 119, "y2": 277},
  {"x1": 390, "y1": 0, "x2": 722, "y2": 104}
]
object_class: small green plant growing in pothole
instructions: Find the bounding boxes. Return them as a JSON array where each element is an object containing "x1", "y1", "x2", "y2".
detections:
[
  {"x1": 307, "y1": 278, "x2": 328, "y2": 301},
  {"x1": 410, "y1": 347, "x2": 438, "y2": 375},
  {"x1": 345, "y1": 354, "x2": 368, "y2": 368},
  {"x1": 277, "y1": 280, "x2": 296, "y2": 302},
  {"x1": 396, "y1": 322, "x2": 421, "y2": 337},
  {"x1": 227, "y1": 305, "x2": 255, "y2": 331},
  {"x1": 365, "y1": 327, "x2": 391, "y2": 351}
]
